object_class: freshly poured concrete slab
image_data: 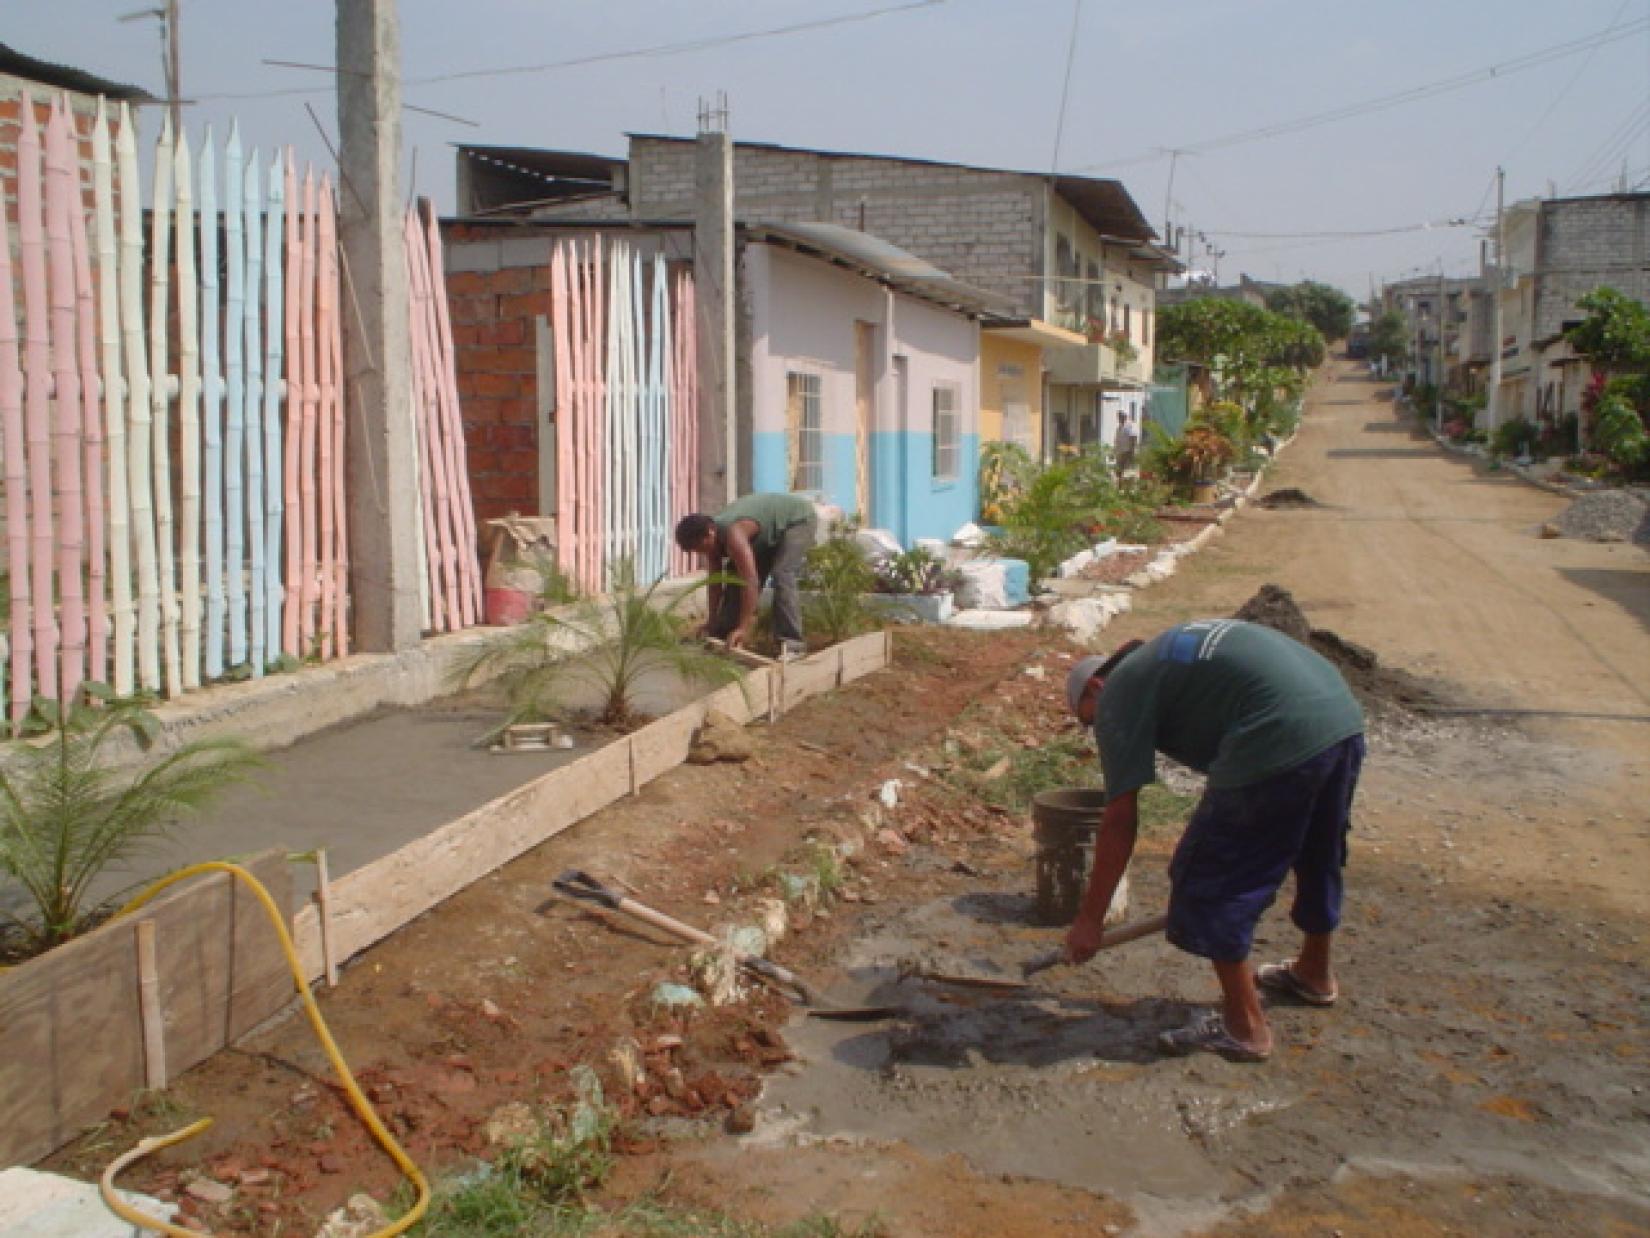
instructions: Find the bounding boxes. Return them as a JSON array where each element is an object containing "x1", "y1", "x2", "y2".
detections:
[{"x1": 0, "y1": 1167, "x2": 175, "y2": 1238}]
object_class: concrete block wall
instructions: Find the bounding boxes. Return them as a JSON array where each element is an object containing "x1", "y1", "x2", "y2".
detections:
[
  {"x1": 1535, "y1": 195, "x2": 1650, "y2": 340},
  {"x1": 629, "y1": 137, "x2": 1044, "y2": 316}
]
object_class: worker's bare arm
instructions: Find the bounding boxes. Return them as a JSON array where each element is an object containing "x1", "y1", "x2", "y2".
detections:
[{"x1": 1065, "y1": 789, "x2": 1140, "y2": 964}]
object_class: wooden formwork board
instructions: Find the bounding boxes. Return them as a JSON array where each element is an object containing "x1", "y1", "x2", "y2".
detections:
[
  {"x1": 0, "y1": 850, "x2": 291, "y2": 1168},
  {"x1": 292, "y1": 637, "x2": 890, "y2": 983}
]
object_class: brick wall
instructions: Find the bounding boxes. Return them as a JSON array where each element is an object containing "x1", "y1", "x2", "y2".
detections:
[
  {"x1": 0, "y1": 76, "x2": 131, "y2": 217},
  {"x1": 1535, "y1": 195, "x2": 1650, "y2": 340},
  {"x1": 628, "y1": 137, "x2": 1045, "y2": 316},
  {"x1": 443, "y1": 259, "x2": 547, "y2": 524}
]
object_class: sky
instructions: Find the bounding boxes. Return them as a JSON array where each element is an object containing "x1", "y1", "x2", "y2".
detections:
[{"x1": 9, "y1": 0, "x2": 1649, "y2": 300}]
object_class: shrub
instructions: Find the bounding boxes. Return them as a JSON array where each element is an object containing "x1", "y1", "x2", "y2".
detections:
[
  {"x1": 1594, "y1": 393, "x2": 1650, "y2": 472},
  {"x1": 800, "y1": 528, "x2": 881, "y2": 644},
  {"x1": 978, "y1": 441, "x2": 1038, "y2": 525},
  {"x1": 1491, "y1": 418, "x2": 1539, "y2": 459},
  {"x1": 874, "y1": 548, "x2": 958, "y2": 596}
]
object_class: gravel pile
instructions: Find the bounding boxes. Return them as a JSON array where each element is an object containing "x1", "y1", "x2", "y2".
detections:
[{"x1": 1552, "y1": 489, "x2": 1650, "y2": 544}]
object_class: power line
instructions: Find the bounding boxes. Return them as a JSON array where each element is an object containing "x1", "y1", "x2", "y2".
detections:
[
  {"x1": 1072, "y1": 15, "x2": 1650, "y2": 173},
  {"x1": 1503, "y1": 0, "x2": 1633, "y2": 164},
  {"x1": 1048, "y1": 0, "x2": 1084, "y2": 175},
  {"x1": 1203, "y1": 218, "x2": 1483, "y2": 241},
  {"x1": 196, "y1": 0, "x2": 950, "y2": 101},
  {"x1": 1563, "y1": 98, "x2": 1650, "y2": 191}
]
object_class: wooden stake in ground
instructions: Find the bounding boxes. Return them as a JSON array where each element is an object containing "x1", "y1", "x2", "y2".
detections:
[
  {"x1": 18, "y1": 105, "x2": 59, "y2": 703},
  {"x1": 118, "y1": 104, "x2": 161, "y2": 695},
  {"x1": 0, "y1": 160, "x2": 33, "y2": 725},
  {"x1": 94, "y1": 101, "x2": 134, "y2": 698},
  {"x1": 175, "y1": 127, "x2": 202, "y2": 691},
  {"x1": 45, "y1": 100, "x2": 87, "y2": 703}
]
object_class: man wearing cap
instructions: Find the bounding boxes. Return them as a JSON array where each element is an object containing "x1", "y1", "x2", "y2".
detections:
[
  {"x1": 1064, "y1": 619, "x2": 1365, "y2": 1062},
  {"x1": 675, "y1": 493, "x2": 818, "y2": 655}
]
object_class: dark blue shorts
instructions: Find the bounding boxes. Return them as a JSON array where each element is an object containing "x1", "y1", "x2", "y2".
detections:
[{"x1": 1166, "y1": 734, "x2": 1365, "y2": 964}]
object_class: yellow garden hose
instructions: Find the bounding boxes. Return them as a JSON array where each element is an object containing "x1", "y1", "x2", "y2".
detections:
[{"x1": 97, "y1": 861, "x2": 429, "y2": 1236}]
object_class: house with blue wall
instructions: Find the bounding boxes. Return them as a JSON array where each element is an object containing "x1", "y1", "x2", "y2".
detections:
[{"x1": 741, "y1": 223, "x2": 999, "y2": 547}]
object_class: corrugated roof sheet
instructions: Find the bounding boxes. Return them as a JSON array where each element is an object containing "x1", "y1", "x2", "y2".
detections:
[{"x1": 0, "y1": 42, "x2": 154, "y2": 102}]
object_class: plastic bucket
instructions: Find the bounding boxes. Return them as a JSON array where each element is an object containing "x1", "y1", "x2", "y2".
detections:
[{"x1": 1031, "y1": 788, "x2": 1106, "y2": 925}]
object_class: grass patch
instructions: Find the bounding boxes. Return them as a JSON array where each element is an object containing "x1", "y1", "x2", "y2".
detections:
[
  {"x1": 1137, "y1": 783, "x2": 1198, "y2": 834},
  {"x1": 948, "y1": 729, "x2": 1095, "y2": 814}
]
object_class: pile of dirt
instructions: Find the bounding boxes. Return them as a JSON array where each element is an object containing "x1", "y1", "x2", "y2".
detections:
[
  {"x1": 1258, "y1": 487, "x2": 1324, "y2": 510},
  {"x1": 1551, "y1": 489, "x2": 1650, "y2": 544},
  {"x1": 1233, "y1": 583, "x2": 1444, "y2": 712}
]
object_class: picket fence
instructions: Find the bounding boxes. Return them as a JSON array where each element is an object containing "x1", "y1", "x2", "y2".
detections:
[
  {"x1": 0, "y1": 96, "x2": 481, "y2": 726},
  {"x1": 548, "y1": 237, "x2": 698, "y2": 594}
]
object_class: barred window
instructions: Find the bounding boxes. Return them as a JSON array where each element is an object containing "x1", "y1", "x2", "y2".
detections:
[
  {"x1": 786, "y1": 371, "x2": 823, "y2": 492},
  {"x1": 932, "y1": 384, "x2": 959, "y2": 482}
]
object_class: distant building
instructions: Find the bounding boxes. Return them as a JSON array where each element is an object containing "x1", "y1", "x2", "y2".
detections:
[
  {"x1": 1490, "y1": 192, "x2": 1650, "y2": 436},
  {"x1": 1157, "y1": 275, "x2": 1279, "y2": 311}
]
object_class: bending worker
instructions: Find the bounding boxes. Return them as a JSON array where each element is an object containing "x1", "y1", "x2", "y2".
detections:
[
  {"x1": 1064, "y1": 619, "x2": 1365, "y2": 1062},
  {"x1": 675, "y1": 492, "x2": 818, "y2": 655}
]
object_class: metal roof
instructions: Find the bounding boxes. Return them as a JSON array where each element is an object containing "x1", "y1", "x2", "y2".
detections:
[
  {"x1": 744, "y1": 221, "x2": 1014, "y2": 319},
  {"x1": 0, "y1": 42, "x2": 154, "y2": 102}
]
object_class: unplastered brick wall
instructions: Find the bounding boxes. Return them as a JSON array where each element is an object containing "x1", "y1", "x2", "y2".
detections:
[
  {"x1": 0, "y1": 77, "x2": 133, "y2": 217},
  {"x1": 442, "y1": 229, "x2": 549, "y2": 524},
  {"x1": 629, "y1": 137, "x2": 1044, "y2": 316},
  {"x1": 1535, "y1": 195, "x2": 1650, "y2": 341}
]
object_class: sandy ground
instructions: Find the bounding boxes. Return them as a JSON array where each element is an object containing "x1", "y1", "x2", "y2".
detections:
[{"x1": 43, "y1": 361, "x2": 1650, "y2": 1236}]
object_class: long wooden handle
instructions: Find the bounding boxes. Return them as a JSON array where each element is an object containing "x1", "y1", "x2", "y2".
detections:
[
  {"x1": 611, "y1": 894, "x2": 820, "y2": 1000},
  {"x1": 1023, "y1": 912, "x2": 1169, "y2": 977}
]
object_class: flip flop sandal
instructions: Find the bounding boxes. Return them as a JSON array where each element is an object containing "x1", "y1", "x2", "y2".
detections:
[
  {"x1": 1157, "y1": 1013, "x2": 1271, "y2": 1063},
  {"x1": 1256, "y1": 960, "x2": 1338, "y2": 1007}
]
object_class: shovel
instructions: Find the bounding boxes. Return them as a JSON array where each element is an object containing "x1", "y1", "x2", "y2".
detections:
[
  {"x1": 551, "y1": 869, "x2": 902, "y2": 1021},
  {"x1": 912, "y1": 912, "x2": 1168, "y2": 993}
]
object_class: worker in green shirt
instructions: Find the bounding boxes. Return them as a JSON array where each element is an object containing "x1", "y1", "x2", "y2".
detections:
[
  {"x1": 1063, "y1": 619, "x2": 1366, "y2": 1062},
  {"x1": 675, "y1": 493, "x2": 818, "y2": 655}
]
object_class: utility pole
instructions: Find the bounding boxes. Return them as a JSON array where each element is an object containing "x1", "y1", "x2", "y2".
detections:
[
  {"x1": 1435, "y1": 266, "x2": 1446, "y2": 432},
  {"x1": 1486, "y1": 166, "x2": 1505, "y2": 433},
  {"x1": 118, "y1": 0, "x2": 182, "y2": 134},
  {"x1": 337, "y1": 0, "x2": 422, "y2": 651},
  {"x1": 1163, "y1": 148, "x2": 1180, "y2": 243}
]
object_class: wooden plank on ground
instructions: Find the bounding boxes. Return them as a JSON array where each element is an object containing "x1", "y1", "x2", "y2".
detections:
[
  {"x1": 0, "y1": 848, "x2": 290, "y2": 1168},
  {"x1": 839, "y1": 631, "x2": 889, "y2": 683},
  {"x1": 703, "y1": 669, "x2": 763, "y2": 726},
  {"x1": 781, "y1": 646, "x2": 844, "y2": 713},
  {"x1": 629, "y1": 709, "x2": 699, "y2": 787},
  {"x1": 317, "y1": 740, "x2": 633, "y2": 973}
]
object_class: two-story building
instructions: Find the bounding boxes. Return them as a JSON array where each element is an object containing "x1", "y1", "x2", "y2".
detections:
[
  {"x1": 1490, "y1": 192, "x2": 1650, "y2": 437},
  {"x1": 457, "y1": 135, "x2": 1175, "y2": 464}
]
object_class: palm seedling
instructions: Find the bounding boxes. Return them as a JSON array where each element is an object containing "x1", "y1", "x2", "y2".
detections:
[
  {"x1": 0, "y1": 687, "x2": 262, "y2": 957},
  {"x1": 457, "y1": 564, "x2": 747, "y2": 735}
]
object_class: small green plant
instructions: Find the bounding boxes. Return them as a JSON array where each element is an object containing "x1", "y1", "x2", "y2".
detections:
[
  {"x1": 978, "y1": 440, "x2": 1038, "y2": 525},
  {"x1": 456, "y1": 564, "x2": 743, "y2": 734},
  {"x1": 984, "y1": 460, "x2": 1088, "y2": 580},
  {"x1": 0, "y1": 688, "x2": 261, "y2": 956},
  {"x1": 1491, "y1": 417, "x2": 1540, "y2": 460},
  {"x1": 805, "y1": 839, "x2": 845, "y2": 899},
  {"x1": 1594, "y1": 392, "x2": 1650, "y2": 472},
  {"x1": 873, "y1": 548, "x2": 957, "y2": 596},
  {"x1": 800, "y1": 528, "x2": 881, "y2": 645}
]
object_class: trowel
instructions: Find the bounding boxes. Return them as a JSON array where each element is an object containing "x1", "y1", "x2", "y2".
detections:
[{"x1": 551, "y1": 869, "x2": 903, "y2": 1021}]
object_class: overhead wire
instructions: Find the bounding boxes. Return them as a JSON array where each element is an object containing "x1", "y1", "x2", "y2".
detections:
[
  {"x1": 1048, "y1": 0, "x2": 1084, "y2": 175},
  {"x1": 1071, "y1": 15, "x2": 1650, "y2": 173},
  {"x1": 1502, "y1": 0, "x2": 1633, "y2": 164},
  {"x1": 195, "y1": 0, "x2": 950, "y2": 101},
  {"x1": 1563, "y1": 97, "x2": 1650, "y2": 191}
]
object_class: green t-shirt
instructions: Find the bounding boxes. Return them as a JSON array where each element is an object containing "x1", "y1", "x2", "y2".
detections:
[
  {"x1": 1094, "y1": 620, "x2": 1364, "y2": 794},
  {"x1": 714, "y1": 493, "x2": 814, "y2": 555}
]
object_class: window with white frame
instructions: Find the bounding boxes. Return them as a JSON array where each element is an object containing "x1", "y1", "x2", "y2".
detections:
[
  {"x1": 932, "y1": 383, "x2": 959, "y2": 482},
  {"x1": 786, "y1": 372, "x2": 823, "y2": 492}
]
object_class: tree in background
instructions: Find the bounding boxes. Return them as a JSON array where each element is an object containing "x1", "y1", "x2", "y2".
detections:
[
  {"x1": 1157, "y1": 298, "x2": 1324, "y2": 435},
  {"x1": 1368, "y1": 310, "x2": 1410, "y2": 370},
  {"x1": 1266, "y1": 281, "x2": 1357, "y2": 342}
]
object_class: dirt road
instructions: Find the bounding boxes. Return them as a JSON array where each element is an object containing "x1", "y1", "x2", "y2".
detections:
[{"x1": 664, "y1": 363, "x2": 1650, "y2": 1235}]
